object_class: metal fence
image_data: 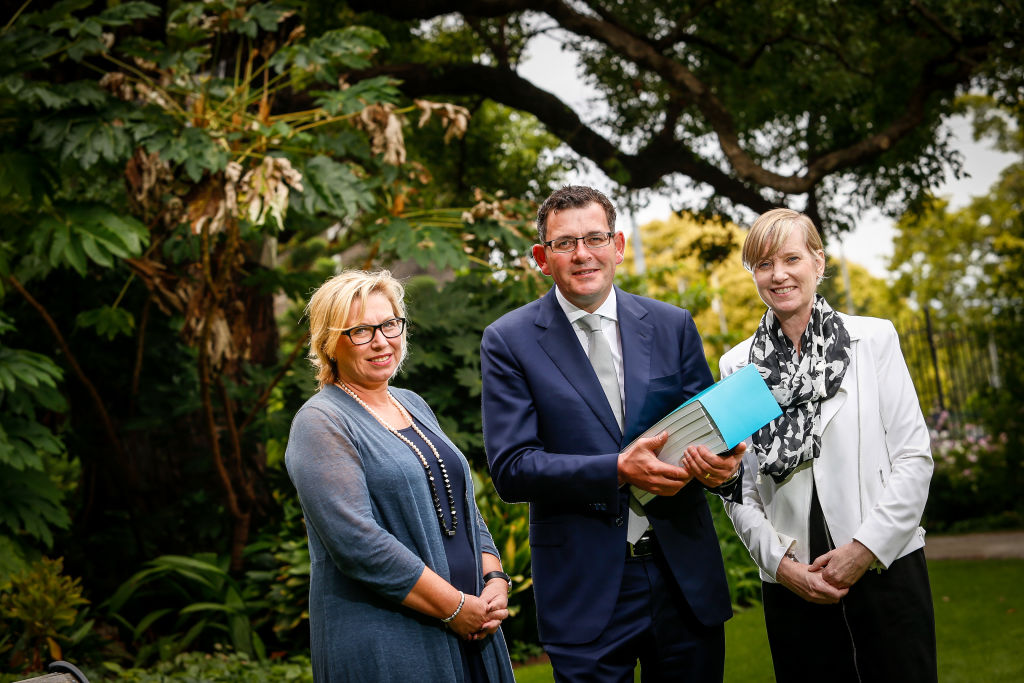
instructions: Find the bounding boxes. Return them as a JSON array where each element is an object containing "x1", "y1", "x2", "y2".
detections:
[{"x1": 896, "y1": 310, "x2": 1002, "y2": 431}]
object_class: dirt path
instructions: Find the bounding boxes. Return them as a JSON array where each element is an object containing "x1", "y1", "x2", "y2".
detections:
[{"x1": 925, "y1": 530, "x2": 1024, "y2": 560}]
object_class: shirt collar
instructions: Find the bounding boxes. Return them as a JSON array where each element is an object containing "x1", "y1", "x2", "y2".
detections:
[{"x1": 554, "y1": 286, "x2": 618, "y2": 325}]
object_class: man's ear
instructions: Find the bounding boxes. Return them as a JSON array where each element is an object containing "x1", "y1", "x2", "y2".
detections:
[
  {"x1": 613, "y1": 231, "x2": 626, "y2": 265},
  {"x1": 532, "y1": 243, "x2": 552, "y2": 275}
]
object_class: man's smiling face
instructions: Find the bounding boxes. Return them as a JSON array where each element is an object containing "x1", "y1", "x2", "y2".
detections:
[{"x1": 531, "y1": 202, "x2": 625, "y2": 313}]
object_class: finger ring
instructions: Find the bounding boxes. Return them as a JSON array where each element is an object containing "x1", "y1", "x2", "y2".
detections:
[{"x1": 705, "y1": 472, "x2": 711, "y2": 479}]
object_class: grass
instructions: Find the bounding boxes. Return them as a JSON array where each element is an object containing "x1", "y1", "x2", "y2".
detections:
[
  {"x1": 513, "y1": 558, "x2": 1024, "y2": 682},
  {"x1": 931, "y1": 559, "x2": 1024, "y2": 682}
]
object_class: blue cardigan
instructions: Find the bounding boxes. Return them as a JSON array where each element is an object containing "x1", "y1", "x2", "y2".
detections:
[{"x1": 285, "y1": 385, "x2": 514, "y2": 682}]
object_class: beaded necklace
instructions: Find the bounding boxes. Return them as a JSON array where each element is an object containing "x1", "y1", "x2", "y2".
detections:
[{"x1": 337, "y1": 381, "x2": 458, "y2": 537}]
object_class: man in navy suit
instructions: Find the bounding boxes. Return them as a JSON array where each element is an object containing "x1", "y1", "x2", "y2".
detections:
[{"x1": 480, "y1": 186, "x2": 745, "y2": 682}]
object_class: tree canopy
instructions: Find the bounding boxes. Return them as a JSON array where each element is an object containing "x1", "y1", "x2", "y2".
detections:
[
  {"x1": 350, "y1": 0, "x2": 1023, "y2": 233},
  {"x1": 891, "y1": 99, "x2": 1023, "y2": 325}
]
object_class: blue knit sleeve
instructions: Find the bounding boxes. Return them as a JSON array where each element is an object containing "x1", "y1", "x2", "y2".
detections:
[{"x1": 285, "y1": 403, "x2": 426, "y2": 602}]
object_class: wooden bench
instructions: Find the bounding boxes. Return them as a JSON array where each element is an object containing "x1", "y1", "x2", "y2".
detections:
[{"x1": 14, "y1": 661, "x2": 89, "y2": 683}]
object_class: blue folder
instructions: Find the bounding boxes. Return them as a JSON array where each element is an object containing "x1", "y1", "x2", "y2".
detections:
[
  {"x1": 629, "y1": 363, "x2": 782, "y2": 508},
  {"x1": 682, "y1": 363, "x2": 782, "y2": 450}
]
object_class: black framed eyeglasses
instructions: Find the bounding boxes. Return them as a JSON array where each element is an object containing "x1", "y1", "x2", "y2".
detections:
[
  {"x1": 341, "y1": 317, "x2": 406, "y2": 345},
  {"x1": 542, "y1": 232, "x2": 614, "y2": 253}
]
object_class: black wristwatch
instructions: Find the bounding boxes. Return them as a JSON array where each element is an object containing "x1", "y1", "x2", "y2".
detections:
[{"x1": 482, "y1": 570, "x2": 511, "y2": 588}]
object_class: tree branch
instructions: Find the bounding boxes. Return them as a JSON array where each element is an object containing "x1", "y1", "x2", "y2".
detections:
[
  {"x1": 217, "y1": 377, "x2": 252, "y2": 502},
  {"x1": 238, "y1": 329, "x2": 311, "y2": 433},
  {"x1": 130, "y1": 296, "x2": 151, "y2": 412},
  {"x1": 909, "y1": 0, "x2": 962, "y2": 45},
  {"x1": 196, "y1": 223, "x2": 243, "y2": 522},
  {"x1": 355, "y1": 0, "x2": 990, "y2": 201},
  {"x1": 349, "y1": 0, "x2": 531, "y2": 18},
  {"x1": 8, "y1": 275, "x2": 129, "y2": 466},
  {"x1": 358, "y1": 62, "x2": 776, "y2": 212}
]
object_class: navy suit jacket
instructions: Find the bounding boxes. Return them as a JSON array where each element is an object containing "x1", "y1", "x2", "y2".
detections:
[{"x1": 480, "y1": 286, "x2": 734, "y2": 645}]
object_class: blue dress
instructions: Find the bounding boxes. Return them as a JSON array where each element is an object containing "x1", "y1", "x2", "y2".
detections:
[
  {"x1": 400, "y1": 421, "x2": 489, "y2": 682},
  {"x1": 285, "y1": 386, "x2": 514, "y2": 682}
]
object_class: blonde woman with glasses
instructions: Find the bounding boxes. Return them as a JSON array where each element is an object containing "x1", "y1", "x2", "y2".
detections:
[{"x1": 286, "y1": 270, "x2": 514, "y2": 682}]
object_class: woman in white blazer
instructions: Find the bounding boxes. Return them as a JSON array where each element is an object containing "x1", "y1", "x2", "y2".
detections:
[{"x1": 720, "y1": 208, "x2": 937, "y2": 683}]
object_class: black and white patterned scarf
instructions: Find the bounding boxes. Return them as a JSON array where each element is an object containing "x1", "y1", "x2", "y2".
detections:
[{"x1": 748, "y1": 295, "x2": 851, "y2": 483}]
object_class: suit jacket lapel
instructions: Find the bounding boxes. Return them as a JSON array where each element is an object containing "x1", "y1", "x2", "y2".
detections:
[
  {"x1": 617, "y1": 290, "x2": 653, "y2": 444},
  {"x1": 536, "y1": 288, "x2": 622, "y2": 443}
]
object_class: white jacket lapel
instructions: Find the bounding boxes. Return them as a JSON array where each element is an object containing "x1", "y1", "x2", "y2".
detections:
[{"x1": 821, "y1": 326, "x2": 859, "y2": 431}]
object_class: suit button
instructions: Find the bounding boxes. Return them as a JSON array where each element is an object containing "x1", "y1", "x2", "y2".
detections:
[{"x1": 615, "y1": 517, "x2": 624, "y2": 527}]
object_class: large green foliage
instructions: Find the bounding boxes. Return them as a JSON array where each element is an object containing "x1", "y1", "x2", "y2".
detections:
[
  {"x1": 104, "y1": 553, "x2": 265, "y2": 665},
  {"x1": 0, "y1": 313, "x2": 69, "y2": 571},
  {"x1": 0, "y1": 0, "x2": 559, "y2": 669}
]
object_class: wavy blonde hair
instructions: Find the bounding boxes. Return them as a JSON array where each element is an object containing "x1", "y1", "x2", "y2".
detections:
[
  {"x1": 305, "y1": 270, "x2": 407, "y2": 389},
  {"x1": 741, "y1": 208, "x2": 824, "y2": 272}
]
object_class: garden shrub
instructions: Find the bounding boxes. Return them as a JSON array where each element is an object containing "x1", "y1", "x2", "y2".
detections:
[
  {"x1": 243, "y1": 490, "x2": 311, "y2": 655},
  {"x1": 0, "y1": 557, "x2": 90, "y2": 673},
  {"x1": 87, "y1": 649, "x2": 313, "y2": 682},
  {"x1": 472, "y1": 468, "x2": 537, "y2": 656},
  {"x1": 103, "y1": 553, "x2": 264, "y2": 667},
  {"x1": 710, "y1": 500, "x2": 763, "y2": 610},
  {"x1": 925, "y1": 408, "x2": 1022, "y2": 533}
]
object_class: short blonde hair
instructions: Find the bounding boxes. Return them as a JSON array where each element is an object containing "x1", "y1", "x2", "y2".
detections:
[
  {"x1": 305, "y1": 270, "x2": 407, "y2": 389},
  {"x1": 741, "y1": 208, "x2": 824, "y2": 271}
]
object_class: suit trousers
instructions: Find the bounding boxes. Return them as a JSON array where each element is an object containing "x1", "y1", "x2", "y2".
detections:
[
  {"x1": 761, "y1": 548, "x2": 937, "y2": 683},
  {"x1": 544, "y1": 539, "x2": 725, "y2": 683}
]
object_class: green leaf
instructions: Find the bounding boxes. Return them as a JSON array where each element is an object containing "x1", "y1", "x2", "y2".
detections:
[
  {"x1": 103, "y1": 565, "x2": 171, "y2": 613},
  {"x1": 228, "y1": 3, "x2": 284, "y2": 39},
  {"x1": 0, "y1": 465, "x2": 70, "y2": 547},
  {"x1": 0, "y1": 366, "x2": 14, "y2": 394},
  {"x1": 132, "y1": 608, "x2": 174, "y2": 639},
  {"x1": 0, "y1": 347, "x2": 64, "y2": 396},
  {"x1": 76, "y1": 306, "x2": 135, "y2": 340},
  {"x1": 298, "y1": 156, "x2": 376, "y2": 218},
  {"x1": 24, "y1": 0, "x2": 94, "y2": 30},
  {"x1": 0, "y1": 152, "x2": 54, "y2": 208},
  {"x1": 249, "y1": 3, "x2": 285, "y2": 32},
  {"x1": 66, "y1": 36, "x2": 108, "y2": 62},
  {"x1": 34, "y1": 204, "x2": 148, "y2": 275},
  {"x1": 312, "y1": 76, "x2": 400, "y2": 116},
  {"x1": 150, "y1": 554, "x2": 230, "y2": 578},
  {"x1": 70, "y1": 118, "x2": 132, "y2": 167},
  {"x1": 376, "y1": 218, "x2": 467, "y2": 270},
  {"x1": 0, "y1": 420, "x2": 46, "y2": 471},
  {"x1": 79, "y1": 232, "x2": 113, "y2": 267},
  {"x1": 96, "y1": 2, "x2": 161, "y2": 26},
  {"x1": 180, "y1": 602, "x2": 236, "y2": 615},
  {"x1": 269, "y1": 26, "x2": 389, "y2": 82}
]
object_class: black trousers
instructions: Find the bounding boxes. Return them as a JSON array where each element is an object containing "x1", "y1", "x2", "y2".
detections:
[{"x1": 761, "y1": 548, "x2": 937, "y2": 683}]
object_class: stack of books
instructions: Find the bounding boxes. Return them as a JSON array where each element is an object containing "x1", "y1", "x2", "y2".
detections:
[{"x1": 629, "y1": 363, "x2": 782, "y2": 506}]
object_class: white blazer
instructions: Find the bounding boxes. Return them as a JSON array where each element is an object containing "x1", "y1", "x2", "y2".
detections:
[{"x1": 720, "y1": 314, "x2": 933, "y2": 582}]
